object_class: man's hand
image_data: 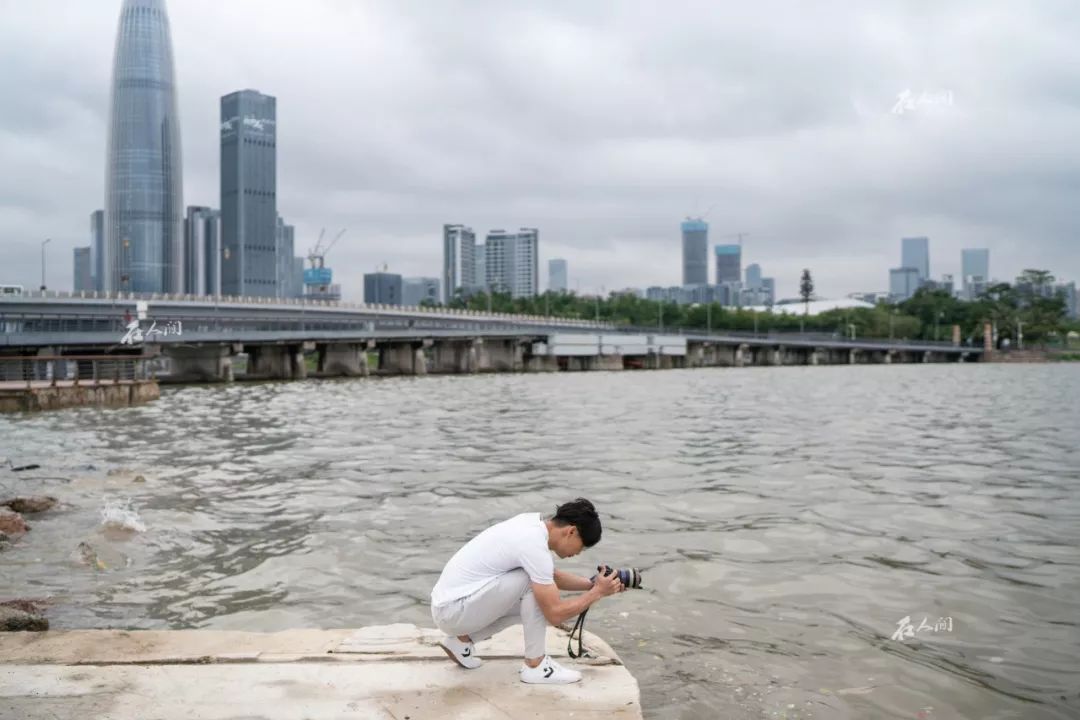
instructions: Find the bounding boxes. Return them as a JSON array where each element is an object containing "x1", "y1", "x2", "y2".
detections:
[
  {"x1": 532, "y1": 571, "x2": 624, "y2": 626},
  {"x1": 591, "y1": 568, "x2": 624, "y2": 598}
]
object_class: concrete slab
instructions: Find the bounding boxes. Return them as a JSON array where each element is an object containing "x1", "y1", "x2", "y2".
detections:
[{"x1": 0, "y1": 624, "x2": 641, "y2": 719}]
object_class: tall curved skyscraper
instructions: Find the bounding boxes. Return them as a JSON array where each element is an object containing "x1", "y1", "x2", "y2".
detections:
[{"x1": 104, "y1": 0, "x2": 183, "y2": 293}]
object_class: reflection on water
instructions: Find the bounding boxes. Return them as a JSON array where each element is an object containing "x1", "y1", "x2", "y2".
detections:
[{"x1": 2, "y1": 364, "x2": 1079, "y2": 719}]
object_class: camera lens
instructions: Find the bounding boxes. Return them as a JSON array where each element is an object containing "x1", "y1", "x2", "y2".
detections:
[{"x1": 595, "y1": 566, "x2": 643, "y2": 589}]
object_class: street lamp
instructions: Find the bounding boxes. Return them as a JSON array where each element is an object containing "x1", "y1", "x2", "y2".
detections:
[{"x1": 40, "y1": 238, "x2": 51, "y2": 291}]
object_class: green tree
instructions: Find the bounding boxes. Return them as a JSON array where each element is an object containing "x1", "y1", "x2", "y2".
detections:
[{"x1": 799, "y1": 269, "x2": 814, "y2": 315}]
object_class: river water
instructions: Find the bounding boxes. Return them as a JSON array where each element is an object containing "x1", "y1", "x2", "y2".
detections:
[{"x1": 2, "y1": 364, "x2": 1078, "y2": 719}]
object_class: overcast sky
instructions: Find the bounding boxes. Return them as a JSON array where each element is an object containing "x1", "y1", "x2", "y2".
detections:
[{"x1": 1, "y1": 0, "x2": 1078, "y2": 301}]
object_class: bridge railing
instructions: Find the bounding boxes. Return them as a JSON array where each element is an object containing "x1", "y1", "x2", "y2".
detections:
[
  {"x1": 0, "y1": 355, "x2": 154, "y2": 389},
  {"x1": 3, "y1": 292, "x2": 974, "y2": 348},
  {"x1": 610, "y1": 324, "x2": 964, "y2": 347}
]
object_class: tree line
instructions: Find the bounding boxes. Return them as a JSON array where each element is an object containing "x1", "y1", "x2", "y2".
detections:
[{"x1": 425, "y1": 269, "x2": 1077, "y2": 347}]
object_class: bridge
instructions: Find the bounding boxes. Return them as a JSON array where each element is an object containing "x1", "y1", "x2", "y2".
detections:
[{"x1": 1, "y1": 291, "x2": 982, "y2": 383}]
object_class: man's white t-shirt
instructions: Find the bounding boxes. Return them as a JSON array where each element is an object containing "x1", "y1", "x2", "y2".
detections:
[{"x1": 431, "y1": 512, "x2": 554, "y2": 607}]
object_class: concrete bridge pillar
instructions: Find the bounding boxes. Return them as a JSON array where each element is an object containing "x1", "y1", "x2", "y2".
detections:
[
  {"x1": 686, "y1": 343, "x2": 707, "y2": 368},
  {"x1": 429, "y1": 341, "x2": 466, "y2": 374},
  {"x1": 809, "y1": 348, "x2": 823, "y2": 366},
  {"x1": 467, "y1": 341, "x2": 480, "y2": 373},
  {"x1": 883, "y1": 350, "x2": 894, "y2": 364},
  {"x1": 771, "y1": 346, "x2": 784, "y2": 366},
  {"x1": 319, "y1": 343, "x2": 370, "y2": 377},
  {"x1": 246, "y1": 345, "x2": 305, "y2": 380},
  {"x1": 164, "y1": 345, "x2": 235, "y2": 383},
  {"x1": 483, "y1": 340, "x2": 526, "y2": 372},
  {"x1": 293, "y1": 349, "x2": 307, "y2": 380},
  {"x1": 849, "y1": 349, "x2": 859, "y2": 365},
  {"x1": 594, "y1": 354, "x2": 624, "y2": 371},
  {"x1": 380, "y1": 344, "x2": 425, "y2": 375},
  {"x1": 701, "y1": 344, "x2": 719, "y2": 367},
  {"x1": 525, "y1": 354, "x2": 558, "y2": 372},
  {"x1": 923, "y1": 351, "x2": 933, "y2": 363},
  {"x1": 736, "y1": 344, "x2": 749, "y2": 368}
]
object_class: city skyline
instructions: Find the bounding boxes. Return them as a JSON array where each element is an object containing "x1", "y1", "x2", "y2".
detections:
[{"x1": 3, "y1": 1, "x2": 1079, "y2": 300}]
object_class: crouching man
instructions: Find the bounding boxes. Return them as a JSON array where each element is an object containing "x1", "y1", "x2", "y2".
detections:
[{"x1": 430, "y1": 498, "x2": 624, "y2": 684}]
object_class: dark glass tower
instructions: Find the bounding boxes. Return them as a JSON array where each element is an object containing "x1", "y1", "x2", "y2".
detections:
[
  {"x1": 105, "y1": 0, "x2": 184, "y2": 293},
  {"x1": 220, "y1": 90, "x2": 277, "y2": 298},
  {"x1": 681, "y1": 218, "x2": 708, "y2": 286}
]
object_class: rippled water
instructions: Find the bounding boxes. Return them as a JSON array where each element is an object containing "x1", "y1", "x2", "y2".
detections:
[{"x1": 2, "y1": 364, "x2": 1079, "y2": 719}]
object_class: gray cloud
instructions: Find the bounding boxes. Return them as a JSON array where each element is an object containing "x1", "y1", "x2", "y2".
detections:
[{"x1": 1, "y1": 0, "x2": 1078, "y2": 299}]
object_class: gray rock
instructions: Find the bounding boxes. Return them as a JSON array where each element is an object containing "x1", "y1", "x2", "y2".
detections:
[
  {"x1": 0, "y1": 606, "x2": 48, "y2": 632},
  {"x1": 0, "y1": 508, "x2": 28, "y2": 536},
  {"x1": 2, "y1": 496, "x2": 57, "y2": 514}
]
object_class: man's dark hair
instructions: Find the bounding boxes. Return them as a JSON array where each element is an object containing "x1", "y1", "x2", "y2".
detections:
[{"x1": 552, "y1": 498, "x2": 602, "y2": 547}]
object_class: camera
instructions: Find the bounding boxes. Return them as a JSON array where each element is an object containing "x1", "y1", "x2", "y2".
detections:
[{"x1": 595, "y1": 565, "x2": 643, "y2": 589}]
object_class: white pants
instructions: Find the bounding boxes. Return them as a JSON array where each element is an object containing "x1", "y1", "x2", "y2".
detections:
[{"x1": 430, "y1": 568, "x2": 547, "y2": 659}]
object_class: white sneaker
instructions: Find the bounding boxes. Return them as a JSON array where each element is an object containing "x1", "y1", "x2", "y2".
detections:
[
  {"x1": 519, "y1": 656, "x2": 582, "y2": 684},
  {"x1": 438, "y1": 636, "x2": 482, "y2": 669}
]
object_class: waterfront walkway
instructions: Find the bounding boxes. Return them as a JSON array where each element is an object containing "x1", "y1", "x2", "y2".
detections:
[{"x1": 0, "y1": 624, "x2": 642, "y2": 719}]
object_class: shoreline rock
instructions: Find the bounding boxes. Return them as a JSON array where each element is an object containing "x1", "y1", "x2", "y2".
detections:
[
  {"x1": 0, "y1": 509, "x2": 28, "y2": 537},
  {"x1": 0, "y1": 601, "x2": 49, "y2": 632},
  {"x1": 2, "y1": 496, "x2": 57, "y2": 514}
]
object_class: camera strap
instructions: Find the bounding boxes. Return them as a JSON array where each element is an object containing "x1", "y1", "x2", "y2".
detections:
[{"x1": 567, "y1": 608, "x2": 593, "y2": 659}]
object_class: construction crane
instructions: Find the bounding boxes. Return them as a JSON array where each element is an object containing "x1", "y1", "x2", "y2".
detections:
[
  {"x1": 307, "y1": 228, "x2": 346, "y2": 272},
  {"x1": 304, "y1": 228, "x2": 346, "y2": 301}
]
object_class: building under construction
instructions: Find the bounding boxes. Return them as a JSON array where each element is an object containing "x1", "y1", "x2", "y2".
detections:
[{"x1": 304, "y1": 229, "x2": 344, "y2": 301}]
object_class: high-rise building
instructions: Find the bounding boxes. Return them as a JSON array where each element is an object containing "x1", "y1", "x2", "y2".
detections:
[
  {"x1": 548, "y1": 258, "x2": 568, "y2": 293},
  {"x1": 1057, "y1": 282, "x2": 1078, "y2": 319},
  {"x1": 184, "y1": 206, "x2": 221, "y2": 296},
  {"x1": 90, "y1": 210, "x2": 105, "y2": 291},
  {"x1": 474, "y1": 245, "x2": 486, "y2": 291},
  {"x1": 221, "y1": 89, "x2": 277, "y2": 297},
  {"x1": 276, "y1": 216, "x2": 297, "y2": 299},
  {"x1": 291, "y1": 257, "x2": 304, "y2": 300},
  {"x1": 364, "y1": 272, "x2": 403, "y2": 306},
  {"x1": 485, "y1": 228, "x2": 538, "y2": 298},
  {"x1": 105, "y1": 0, "x2": 184, "y2": 293},
  {"x1": 717, "y1": 281, "x2": 743, "y2": 307},
  {"x1": 442, "y1": 224, "x2": 476, "y2": 303},
  {"x1": 714, "y1": 244, "x2": 741, "y2": 285},
  {"x1": 890, "y1": 267, "x2": 920, "y2": 301},
  {"x1": 403, "y1": 277, "x2": 441, "y2": 306},
  {"x1": 761, "y1": 277, "x2": 776, "y2": 306},
  {"x1": 745, "y1": 263, "x2": 762, "y2": 290},
  {"x1": 682, "y1": 218, "x2": 708, "y2": 286},
  {"x1": 73, "y1": 247, "x2": 93, "y2": 292},
  {"x1": 901, "y1": 237, "x2": 930, "y2": 283},
  {"x1": 961, "y1": 248, "x2": 990, "y2": 299}
]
